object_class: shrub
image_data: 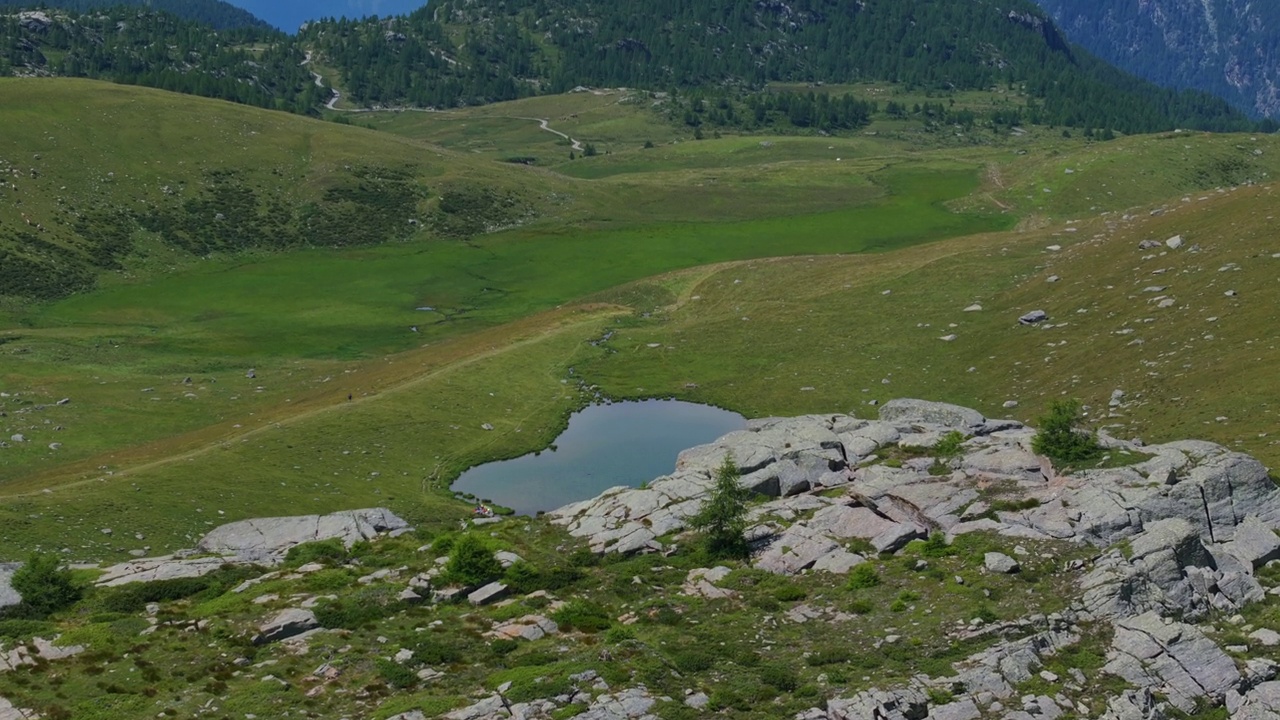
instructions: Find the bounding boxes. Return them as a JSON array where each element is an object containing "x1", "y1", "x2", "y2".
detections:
[
  {"x1": 375, "y1": 658, "x2": 417, "y2": 689},
  {"x1": 773, "y1": 584, "x2": 807, "y2": 602},
  {"x1": 489, "y1": 638, "x2": 519, "y2": 656},
  {"x1": 551, "y1": 600, "x2": 612, "y2": 633},
  {"x1": 847, "y1": 564, "x2": 880, "y2": 590},
  {"x1": 671, "y1": 648, "x2": 714, "y2": 673},
  {"x1": 503, "y1": 562, "x2": 543, "y2": 594},
  {"x1": 933, "y1": 431, "x2": 966, "y2": 458},
  {"x1": 284, "y1": 539, "x2": 348, "y2": 568},
  {"x1": 0, "y1": 619, "x2": 55, "y2": 641},
  {"x1": 1032, "y1": 400, "x2": 1102, "y2": 465},
  {"x1": 806, "y1": 647, "x2": 852, "y2": 666},
  {"x1": 847, "y1": 598, "x2": 875, "y2": 615},
  {"x1": 920, "y1": 533, "x2": 955, "y2": 558},
  {"x1": 9, "y1": 554, "x2": 82, "y2": 618},
  {"x1": 604, "y1": 626, "x2": 635, "y2": 644},
  {"x1": 759, "y1": 664, "x2": 799, "y2": 692},
  {"x1": 414, "y1": 638, "x2": 464, "y2": 666},
  {"x1": 445, "y1": 535, "x2": 503, "y2": 587}
]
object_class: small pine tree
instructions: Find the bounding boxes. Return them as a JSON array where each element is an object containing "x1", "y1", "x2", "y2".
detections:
[
  {"x1": 445, "y1": 534, "x2": 502, "y2": 587},
  {"x1": 689, "y1": 455, "x2": 750, "y2": 559},
  {"x1": 1032, "y1": 399, "x2": 1102, "y2": 466}
]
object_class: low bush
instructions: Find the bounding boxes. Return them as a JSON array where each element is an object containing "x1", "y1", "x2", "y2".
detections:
[
  {"x1": 551, "y1": 600, "x2": 612, "y2": 633},
  {"x1": 375, "y1": 658, "x2": 418, "y2": 689},
  {"x1": 847, "y1": 564, "x2": 880, "y2": 590},
  {"x1": 284, "y1": 539, "x2": 348, "y2": 568},
  {"x1": 759, "y1": 664, "x2": 799, "y2": 692}
]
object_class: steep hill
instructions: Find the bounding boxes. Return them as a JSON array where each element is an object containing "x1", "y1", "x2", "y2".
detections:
[
  {"x1": 1033, "y1": 0, "x2": 1280, "y2": 120},
  {"x1": 301, "y1": 0, "x2": 1256, "y2": 134},
  {"x1": 0, "y1": 0, "x2": 269, "y2": 29}
]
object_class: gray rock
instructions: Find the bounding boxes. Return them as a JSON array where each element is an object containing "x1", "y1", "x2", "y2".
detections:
[
  {"x1": 444, "y1": 694, "x2": 508, "y2": 720},
  {"x1": 878, "y1": 399, "x2": 986, "y2": 431},
  {"x1": 198, "y1": 507, "x2": 409, "y2": 564},
  {"x1": 385, "y1": 712, "x2": 427, "y2": 720},
  {"x1": 930, "y1": 699, "x2": 981, "y2": 720},
  {"x1": 1220, "y1": 515, "x2": 1280, "y2": 569},
  {"x1": 1098, "y1": 689, "x2": 1165, "y2": 720},
  {"x1": 871, "y1": 523, "x2": 926, "y2": 554},
  {"x1": 253, "y1": 608, "x2": 319, "y2": 645},
  {"x1": 985, "y1": 552, "x2": 1020, "y2": 573},
  {"x1": 827, "y1": 687, "x2": 927, "y2": 720},
  {"x1": 1103, "y1": 612, "x2": 1240, "y2": 713},
  {"x1": 0, "y1": 563, "x2": 21, "y2": 609},
  {"x1": 1166, "y1": 235, "x2": 1184, "y2": 249},
  {"x1": 1232, "y1": 681, "x2": 1280, "y2": 720},
  {"x1": 95, "y1": 555, "x2": 239, "y2": 588},
  {"x1": 685, "y1": 692, "x2": 710, "y2": 709},
  {"x1": 467, "y1": 582, "x2": 509, "y2": 606},
  {"x1": 1019, "y1": 310, "x2": 1048, "y2": 325}
]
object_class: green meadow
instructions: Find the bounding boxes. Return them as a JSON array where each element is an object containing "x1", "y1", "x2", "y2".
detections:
[{"x1": 2, "y1": 79, "x2": 1279, "y2": 560}]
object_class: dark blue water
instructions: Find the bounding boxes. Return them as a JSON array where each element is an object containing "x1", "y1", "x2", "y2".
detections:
[{"x1": 452, "y1": 400, "x2": 746, "y2": 515}]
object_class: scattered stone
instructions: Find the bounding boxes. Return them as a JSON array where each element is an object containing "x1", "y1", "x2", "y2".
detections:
[
  {"x1": 1166, "y1": 235, "x2": 1184, "y2": 249},
  {"x1": 963, "y1": 303, "x2": 983, "y2": 312},
  {"x1": 1019, "y1": 310, "x2": 1048, "y2": 325}
]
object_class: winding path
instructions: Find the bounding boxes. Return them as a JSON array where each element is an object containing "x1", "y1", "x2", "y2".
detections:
[{"x1": 520, "y1": 117, "x2": 584, "y2": 152}]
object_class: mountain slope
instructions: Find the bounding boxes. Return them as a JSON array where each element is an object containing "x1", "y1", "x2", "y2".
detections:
[
  {"x1": 226, "y1": 0, "x2": 426, "y2": 32},
  {"x1": 0, "y1": 0, "x2": 270, "y2": 29},
  {"x1": 0, "y1": 7, "x2": 321, "y2": 111},
  {"x1": 1033, "y1": 0, "x2": 1280, "y2": 120},
  {"x1": 302, "y1": 0, "x2": 1256, "y2": 134}
]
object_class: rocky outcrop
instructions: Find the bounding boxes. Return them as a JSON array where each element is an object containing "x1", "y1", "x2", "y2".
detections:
[
  {"x1": 548, "y1": 400, "x2": 1280, "y2": 719},
  {"x1": 94, "y1": 508, "x2": 410, "y2": 587},
  {"x1": 198, "y1": 507, "x2": 410, "y2": 563},
  {"x1": 553, "y1": 399, "x2": 1280, "y2": 592},
  {"x1": 1103, "y1": 612, "x2": 1241, "y2": 713},
  {"x1": 1, "y1": 636, "x2": 85, "y2": 674}
]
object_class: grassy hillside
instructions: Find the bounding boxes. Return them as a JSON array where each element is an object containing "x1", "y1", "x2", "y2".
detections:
[
  {"x1": 4, "y1": 81, "x2": 1280, "y2": 563},
  {"x1": 0, "y1": 79, "x2": 577, "y2": 302}
]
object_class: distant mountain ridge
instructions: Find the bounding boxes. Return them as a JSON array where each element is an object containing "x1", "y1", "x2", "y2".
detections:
[
  {"x1": 299, "y1": 0, "x2": 1256, "y2": 134},
  {"x1": 1033, "y1": 0, "x2": 1280, "y2": 119},
  {"x1": 0, "y1": 0, "x2": 270, "y2": 29},
  {"x1": 224, "y1": 0, "x2": 426, "y2": 31}
]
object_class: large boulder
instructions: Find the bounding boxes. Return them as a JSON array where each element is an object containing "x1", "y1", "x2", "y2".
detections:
[
  {"x1": 0, "y1": 563, "x2": 21, "y2": 609},
  {"x1": 878, "y1": 399, "x2": 986, "y2": 432},
  {"x1": 95, "y1": 555, "x2": 238, "y2": 588},
  {"x1": 198, "y1": 507, "x2": 409, "y2": 563},
  {"x1": 253, "y1": 608, "x2": 319, "y2": 645}
]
